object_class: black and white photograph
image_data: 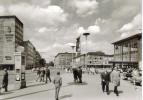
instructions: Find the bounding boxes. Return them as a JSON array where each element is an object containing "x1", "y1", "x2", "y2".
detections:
[{"x1": 0, "y1": 0, "x2": 142, "y2": 100}]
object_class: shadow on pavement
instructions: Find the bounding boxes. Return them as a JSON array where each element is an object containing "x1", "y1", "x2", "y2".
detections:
[
  {"x1": 67, "y1": 81, "x2": 88, "y2": 85},
  {"x1": 27, "y1": 82, "x2": 46, "y2": 88},
  {"x1": 59, "y1": 94, "x2": 72, "y2": 100},
  {"x1": 0, "y1": 91, "x2": 13, "y2": 95},
  {"x1": 109, "y1": 90, "x2": 123, "y2": 95},
  {"x1": 0, "y1": 84, "x2": 72, "y2": 100}
]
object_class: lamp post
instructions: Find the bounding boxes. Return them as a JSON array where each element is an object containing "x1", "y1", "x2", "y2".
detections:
[
  {"x1": 83, "y1": 33, "x2": 90, "y2": 68},
  {"x1": 71, "y1": 45, "x2": 75, "y2": 68}
]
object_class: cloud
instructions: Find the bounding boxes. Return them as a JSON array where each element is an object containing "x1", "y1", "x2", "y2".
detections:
[
  {"x1": 70, "y1": 0, "x2": 98, "y2": 16},
  {"x1": 77, "y1": 24, "x2": 100, "y2": 35},
  {"x1": 87, "y1": 25, "x2": 100, "y2": 34},
  {"x1": 119, "y1": 13, "x2": 142, "y2": 32},
  {"x1": 0, "y1": 6, "x2": 5, "y2": 15},
  {"x1": 0, "y1": 0, "x2": 140, "y2": 62},
  {"x1": 81, "y1": 40, "x2": 113, "y2": 54},
  {"x1": 77, "y1": 27, "x2": 86, "y2": 35},
  {"x1": 8, "y1": 3, "x2": 68, "y2": 26},
  {"x1": 0, "y1": 0, "x2": 51, "y2": 7},
  {"x1": 65, "y1": 43, "x2": 75, "y2": 46}
]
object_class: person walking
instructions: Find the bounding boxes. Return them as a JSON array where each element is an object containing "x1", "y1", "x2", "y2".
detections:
[
  {"x1": 132, "y1": 68, "x2": 139, "y2": 89},
  {"x1": 53, "y1": 72, "x2": 62, "y2": 100},
  {"x1": 101, "y1": 69, "x2": 110, "y2": 95},
  {"x1": 36, "y1": 67, "x2": 41, "y2": 82},
  {"x1": 45, "y1": 67, "x2": 51, "y2": 83},
  {"x1": 110, "y1": 67, "x2": 120, "y2": 96},
  {"x1": 77, "y1": 66, "x2": 82, "y2": 83},
  {"x1": 73, "y1": 68, "x2": 78, "y2": 83},
  {"x1": 40, "y1": 68, "x2": 45, "y2": 82},
  {"x1": 2, "y1": 68, "x2": 8, "y2": 92}
]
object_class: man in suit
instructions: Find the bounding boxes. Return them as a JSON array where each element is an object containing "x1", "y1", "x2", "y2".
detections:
[
  {"x1": 73, "y1": 68, "x2": 78, "y2": 83},
  {"x1": 77, "y1": 66, "x2": 82, "y2": 83},
  {"x1": 101, "y1": 69, "x2": 110, "y2": 95},
  {"x1": 110, "y1": 67, "x2": 120, "y2": 96},
  {"x1": 45, "y1": 67, "x2": 51, "y2": 83},
  {"x1": 53, "y1": 72, "x2": 62, "y2": 100},
  {"x1": 2, "y1": 68, "x2": 8, "y2": 92}
]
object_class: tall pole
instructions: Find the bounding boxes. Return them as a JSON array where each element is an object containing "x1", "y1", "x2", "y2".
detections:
[
  {"x1": 71, "y1": 45, "x2": 75, "y2": 68},
  {"x1": 83, "y1": 33, "x2": 90, "y2": 68}
]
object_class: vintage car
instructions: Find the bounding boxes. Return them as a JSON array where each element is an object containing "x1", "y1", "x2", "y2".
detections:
[
  {"x1": 122, "y1": 70, "x2": 132, "y2": 80},
  {"x1": 130, "y1": 70, "x2": 142, "y2": 86}
]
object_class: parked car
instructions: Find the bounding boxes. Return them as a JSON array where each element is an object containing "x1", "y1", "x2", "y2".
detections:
[
  {"x1": 130, "y1": 70, "x2": 142, "y2": 86},
  {"x1": 122, "y1": 70, "x2": 132, "y2": 80}
]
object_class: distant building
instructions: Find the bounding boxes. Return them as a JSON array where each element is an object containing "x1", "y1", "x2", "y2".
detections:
[
  {"x1": 23, "y1": 40, "x2": 35, "y2": 69},
  {"x1": 74, "y1": 51, "x2": 113, "y2": 68},
  {"x1": 112, "y1": 33, "x2": 142, "y2": 69},
  {"x1": 35, "y1": 50, "x2": 42, "y2": 68},
  {"x1": 0, "y1": 16, "x2": 23, "y2": 70},
  {"x1": 54, "y1": 52, "x2": 76, "y2": 68}
]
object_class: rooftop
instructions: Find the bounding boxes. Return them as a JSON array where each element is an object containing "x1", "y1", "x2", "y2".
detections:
[
  {"x1": 55, "y1": 52, "x2": 76, "y2": 58},
  {"x1": 112, "y1": 33, "x2": 142, "y2": 44},
  {"x1": 0, "y1": 15, "x2": 23, "y2": 26},
  {"x1": 87, "y1": 51, "x2": 113, "y2": 56}
]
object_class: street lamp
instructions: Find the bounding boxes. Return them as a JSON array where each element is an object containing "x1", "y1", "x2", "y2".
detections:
[
  {"x1": 83, "y1": 33, "x2": 90, "y2": 68},
  {"x1": 71, "y1": 45, "x2": 75, "y2": 68}
]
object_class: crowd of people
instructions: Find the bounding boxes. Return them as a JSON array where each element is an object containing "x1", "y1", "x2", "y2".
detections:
[
  {"x1": 0, "y1": 65, "x2": 141, "y2": 100},
  {"x1": 101, "y1": 67, "x2": 121, "y2": 96},
  {"x1": 36, "y1": 67, "x2": 51, "y2": 83}
]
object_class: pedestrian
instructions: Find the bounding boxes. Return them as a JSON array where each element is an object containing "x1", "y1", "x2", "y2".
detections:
[
  {"x1": 2, "y1": 68, "x2": 8, "y2": 92},
  {"x1": 40, "y1": 68, "x2": 45, "y2": 82},
  {"x1": 110, "y1": 67, "x2": 120, "y2": 96},
  {"x1": 100, "y1": 69, "x2": 110, "y2": 95},
  {"x1": 73, "y1": 68, "x2": 78, "y2": 83},
  {"x1": 45, "y1": 67, "x2": 51, "y2": 83},
  {"x1": 36, "y1": 67, "x2": 41, "y2": 82},
  {"x1": 132, "y1": 68, "x2": 139, "y2": 89},
  {"x1": 53, "y1": 72, "x2": 62, "y2": 100},
  {"x1": 77, "y1": 66, "x2": 82, "y2": 83},
  {"x1": 90, "y1": 67, "x2": 95, "y2": 75}
]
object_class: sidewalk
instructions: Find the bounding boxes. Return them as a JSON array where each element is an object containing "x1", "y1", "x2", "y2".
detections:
[{"x1": 0, "y1": 73, "x2": 142, "y2": 100}]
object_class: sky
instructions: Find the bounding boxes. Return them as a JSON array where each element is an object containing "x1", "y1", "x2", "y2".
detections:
[{"x1": 0, "y1": 0, "x2": 142, "y2": 62}]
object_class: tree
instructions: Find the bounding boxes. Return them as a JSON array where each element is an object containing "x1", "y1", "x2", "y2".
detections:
[
  {"x1": 47, "y1": 61, "x2": 54, "y2": 67},
  {"x1": 39, "y1": 58, "x2": 46, "y2": 67}
]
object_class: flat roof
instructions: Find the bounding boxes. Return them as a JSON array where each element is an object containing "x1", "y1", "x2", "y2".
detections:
[
  {"x1": 55, "y1": 52, "x2": 76, "y2": 58},
  {"x1": 0, "y1": 15, "x2": 23, "y2": 26},
  {"x1": 87, "y1": 52, "x2": 113, "y2": 56},
  {"x1": 112, "y1": 33, "x2": 142, "y2": 44}
]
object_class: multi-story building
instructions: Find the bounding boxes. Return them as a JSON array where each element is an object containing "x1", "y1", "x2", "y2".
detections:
[
  {"x1": 74, "y1": 51, "x2": 113, "y2": 68},
  {"x1": 0, "y1": 16, "x2": 23, "y2": 70},
  {"x1": 54, "y1": 52, "x2": 76, "y2": 68},
  {"x1": 23, "y1": 40, "x2": 35, "y2": 69},
  {"x1": 112, "y1": 33, "x2": 142, "y2": 69},
  {"x1": 35, "y1": 50, "x2": 42, "y2": 68}
]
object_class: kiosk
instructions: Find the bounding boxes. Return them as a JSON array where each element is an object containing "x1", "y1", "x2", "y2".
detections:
[{"x1": 14, "y1": 46, "x2": 26, "y2": 89}]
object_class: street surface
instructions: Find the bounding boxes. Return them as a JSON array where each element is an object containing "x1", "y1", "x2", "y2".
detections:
[{"x1": 0, "y1": 71, "x2": 141, "y2": 100}]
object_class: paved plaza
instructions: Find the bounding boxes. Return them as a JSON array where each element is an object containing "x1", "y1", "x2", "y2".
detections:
[{"x1": 0, "y1": 72, "x2": 141, "y2": 100}]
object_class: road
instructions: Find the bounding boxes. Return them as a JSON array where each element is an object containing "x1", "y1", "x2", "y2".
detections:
[{"x1": 0, "y1": 72, "x2": 141, "y2": 100}]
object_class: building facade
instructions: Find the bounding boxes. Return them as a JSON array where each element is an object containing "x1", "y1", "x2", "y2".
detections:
[
  {"x1": 74, "y1": 51, "x2": 113, "y2": 68},
  {"x1": 23, "y1": 40, "x2": 35, "y2": 69},
  {"x1": 54, "y1": 52, "x2": 76, "y2": 68},
  {"x1": 35, "y1": 50, "x2": 42, "y2": 68},
  {"x1": 112, "y1": 33, "x2": 142, "y2": 69},
  {"x1": 0, "y1": 16, "x2": 23, "y2": 70}
]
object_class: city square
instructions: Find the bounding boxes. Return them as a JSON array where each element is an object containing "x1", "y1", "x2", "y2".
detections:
[
  {"x1": 0, "y1": 0, "x2": 142, "y2": 100},
  {"x1": 0, "y1": 70, "x2": 142, "y2": 100}
]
